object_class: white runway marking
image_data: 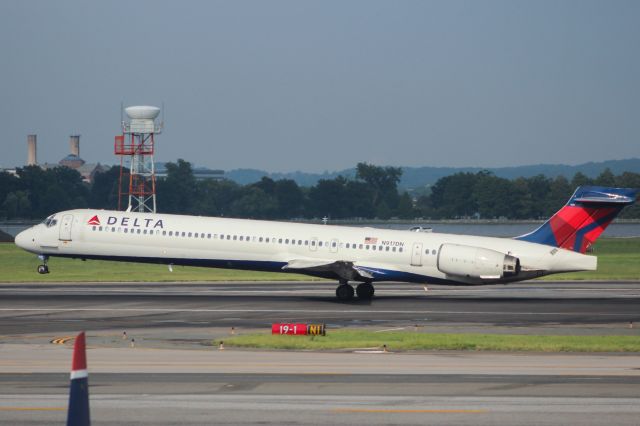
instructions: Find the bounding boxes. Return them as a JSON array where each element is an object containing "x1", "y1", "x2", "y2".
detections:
[{"x1": 0, "y1": 307, "x2": 633, "y2": 316}]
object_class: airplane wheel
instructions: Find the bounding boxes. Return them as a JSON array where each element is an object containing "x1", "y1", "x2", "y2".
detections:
[
  {"x1": 356, "y1": 282, "x2": 375, "y2": 299},
  {"x1": 336, "y1": 284, "x2": 354, "y2": 301},
  {"x1": 37, "y1": 265, "x2": 49, "y2": 274}
]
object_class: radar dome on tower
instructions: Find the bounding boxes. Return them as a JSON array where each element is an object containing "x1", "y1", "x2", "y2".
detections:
[
  {"x1": 124, "y1": 106, "x2": 161, "y2": 120},
  {"x1": 123, "y1": 105, "x2": 162, "y2": 134}
]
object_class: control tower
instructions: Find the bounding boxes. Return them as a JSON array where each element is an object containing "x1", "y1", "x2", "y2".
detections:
[{"x1": 114, "y1": 106, "x2": 163, "y2": 213}]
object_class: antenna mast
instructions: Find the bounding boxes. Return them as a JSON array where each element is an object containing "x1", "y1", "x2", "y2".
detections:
[{"x1": 114, "y1": 105, "x2": 163, "y2": 213}]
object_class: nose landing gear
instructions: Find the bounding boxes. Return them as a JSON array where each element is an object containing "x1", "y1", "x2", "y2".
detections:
[{"x1": 37, "y1": 255, "x2": 49, "y2": 274}]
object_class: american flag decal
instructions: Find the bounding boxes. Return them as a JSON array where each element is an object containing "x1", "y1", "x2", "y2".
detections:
[{"x1": 364, "y1": 237, "x2": 378, "y2": 244}]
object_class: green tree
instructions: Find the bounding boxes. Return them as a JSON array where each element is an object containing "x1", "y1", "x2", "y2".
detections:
[
  {"x1": 274, "y1": 179, "x2": 304, "y2": 218},
  {"x1": 428, "y1": 172, "x2": 478, "y2": 218},
  {"x1": 157, "y1": 159, "x2": 197, "y2": 214},
  {"x1": 571, "y1": 172, "x2": 592, "y2": 188},
  {"x1": 90, "y1": 166, "x2": 123, "y2": 209},
  {"x1": 595, "y1": 168, "x2": 616, "y2": 186},
  {"x1": 355, "y1": 163, "x2": 402, "y2": 217}
]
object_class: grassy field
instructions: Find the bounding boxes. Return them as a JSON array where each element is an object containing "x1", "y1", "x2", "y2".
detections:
[
  {"x1": 539, "y1": 237, "x2": 640, "y2": 280},
  {"x1": 1, "y1": 237, "x2": 638, "y2": 282},
  {"x1": 222, "y1": 330, "x2": 640, "y2": 352},
  {"x1": 0, "y1": 243, "x2": 316, "y2": 283}
]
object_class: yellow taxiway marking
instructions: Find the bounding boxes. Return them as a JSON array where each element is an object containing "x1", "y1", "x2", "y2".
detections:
[
  {"x1": 0, "y1": 407, "x2": 65, "y2": 411},
  {"x1": 332, "y1": 408, "x2": 488, "y2": 414},
  {"x1": 50, "y1": 336, "x2": 73, "y2": 345}
]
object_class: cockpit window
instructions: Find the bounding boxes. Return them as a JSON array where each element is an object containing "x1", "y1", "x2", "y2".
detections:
[{"x1": 42, "y1": 215, "x2": 58, "y2": 228}]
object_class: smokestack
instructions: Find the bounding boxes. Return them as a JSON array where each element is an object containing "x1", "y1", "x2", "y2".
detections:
[
  {"x1": 69, "y1": 135, "x2": 80, "y2": 157},
  {"x1": 27, "y1": 134, "x2": 37, "y2": 166}
]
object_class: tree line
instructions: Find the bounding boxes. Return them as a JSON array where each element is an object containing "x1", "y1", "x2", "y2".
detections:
[{"x1": 1, "y1": 160, "x2": 639, "y2": 220}]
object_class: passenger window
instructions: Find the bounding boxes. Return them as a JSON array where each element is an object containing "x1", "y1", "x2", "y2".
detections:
[
  {"x1": 311, "y1": 241, "x2": 316, "y2": 246},
  {"x1": 112, "y1": 228, "x2": 116, "y2": 233},
  {"x1": 279, "y1": 238, "x2": 283, "y2": 244},
  {"x1": 239, "y1": 236, "x2": 244, "y2": 241},
  {"x1": 226, "y1": 235, "x2": 231, "y2": 240},
  {"x1": 138, "y1": 229, "x2": 142, "y2": 234},
  {"x1": 259, "y1": 237, "x2": 263, "y2": 242},
  {"x1": 386, "y1": 246, "x2": 390, "y2": 251},
  {"x1": 305, "y1": 240, "x2": 309, "y2": 245},
  {"x1": 372, "y1": 245, "x2": 376, "y2": 251},
  {"x1": 346, "y1": 243, "x2": 350, "y2": 248},
  {"x1": 285, "y1": 239, "x2": 289, "y2": 244},
  {"x1": 332, "y1": 242, "x2": 337, "y2": 247},
  {"x1": 233, "y1": 235, "x2": 237, "y2": 240},
  {"x1": 392, "y1": 247, "x2": 396, "y2": 252},
  {"x1": 359, "y1": 244, "x2": 363, "y2": 249},
  {"x1": 266, "y1": 238, "x2": 270, "y2": 243},
  {"x1": 432, "y1": 249, "x2": 437, "y2": 255},
  {"x1": 319, "y1": 241, "x2": 323, "y2": 247},
  {"x1": 298, "y1": 240, "x2": 302, "y2": 245},
  {"x1": 246, "y1": 236, "x2": 250, "y2": 241},
  {"x1": 207, "y1": 234, "x2": 211, "y2": 239},
  {"x1": 365, "y1": 245, "x2": 369, "y2": 250},
  {"x1": 181, "y1": 232, "x2": 186, "y2": 237},
  {"x1": 399, "y1": 247, "x2": 403, "y2": 253}
]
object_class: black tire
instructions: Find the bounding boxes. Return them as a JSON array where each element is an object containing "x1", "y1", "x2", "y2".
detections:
[
  {"x1": 37, "y1": 265, "x2": 47, "y2": 274},
  {"x1": 356, "y1": 282, "x2": 375, "y2": 299},
  {"x1": 336, "y1": 284, "x2": 354, "y2": 301}
]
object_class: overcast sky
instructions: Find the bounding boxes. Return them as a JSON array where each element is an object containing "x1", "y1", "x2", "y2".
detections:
[{"x1": 1, "y1": 0, "x2": 638, "y2": 172}]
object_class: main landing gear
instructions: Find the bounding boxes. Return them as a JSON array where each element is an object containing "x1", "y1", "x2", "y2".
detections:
[
  {"x1": 37, "y1": 255, "x2": 49, "y2": 274},
  {"x1": 335, "y1": 280, "x2": 375, "y2": 301}
]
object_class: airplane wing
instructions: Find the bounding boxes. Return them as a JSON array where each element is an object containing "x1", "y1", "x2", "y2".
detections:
[{"x1": 282, "y1": 258, "x2": 377, "y2": 281}]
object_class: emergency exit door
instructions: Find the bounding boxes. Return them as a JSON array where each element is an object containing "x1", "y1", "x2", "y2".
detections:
[{"x1": 411, "y1": 242, "x2": 423, "y2": 266}]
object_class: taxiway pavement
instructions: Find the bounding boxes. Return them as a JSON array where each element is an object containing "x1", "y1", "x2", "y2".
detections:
[{"x1": 0, "y1": 281, "x2": 639, "y2": 425}]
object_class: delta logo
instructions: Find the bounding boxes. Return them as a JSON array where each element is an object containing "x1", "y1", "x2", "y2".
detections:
[{"x1": 87, "y1": 215, "x2": 101, "y2": 225}]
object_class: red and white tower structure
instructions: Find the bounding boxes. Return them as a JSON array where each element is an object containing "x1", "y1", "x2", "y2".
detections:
[{"x1": 114, "y1": 106, "x2": 163, "y2": 212}]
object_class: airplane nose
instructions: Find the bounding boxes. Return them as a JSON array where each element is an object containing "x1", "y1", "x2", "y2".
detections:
[{"x1": 15, "y1": 228, "x2": 35, "y2": 252}]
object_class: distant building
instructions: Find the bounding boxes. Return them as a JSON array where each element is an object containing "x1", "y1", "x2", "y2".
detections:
[
  {"x1": 155, "y1": 163, "x2": 225, "y2": 181},
  {"x1": 19, "y1": 134, "x2": 110, "y2": 184}
]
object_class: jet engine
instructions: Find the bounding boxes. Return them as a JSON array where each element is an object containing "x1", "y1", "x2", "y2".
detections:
[{"x1": 437, "y1": 243, "x2": 520, "y2": 280}]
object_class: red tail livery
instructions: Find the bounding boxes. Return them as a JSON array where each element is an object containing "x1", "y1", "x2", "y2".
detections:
[{"x1": 517, "y1": 186, "x2": 637, "y2": 253}]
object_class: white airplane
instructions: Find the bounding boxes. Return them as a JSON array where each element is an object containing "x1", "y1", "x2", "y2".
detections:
[{"x1": 14, "y1": 186, "x2": 637, "y2": 301}]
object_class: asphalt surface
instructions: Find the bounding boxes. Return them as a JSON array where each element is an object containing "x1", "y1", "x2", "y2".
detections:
[
  {"x1": 1, "y1": 281, "x2": 639, "y2": 336},
  {"x1": 1, "y1": 280, "x2": 639, "y2": 425}
]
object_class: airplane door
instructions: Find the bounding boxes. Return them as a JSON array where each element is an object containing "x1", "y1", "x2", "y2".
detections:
[
  {"x1": 330, "y1": 239, "x2": 339, "y2": 253},
  {"x1": 411, "y1": 242, "x2": 423, "y2": 266},
  {"x1": 59, "y1": 214, "x2": 73, "y2": 241},
  {"x1": 310, "y1": 237, "x2": 318, "y2": 252}
]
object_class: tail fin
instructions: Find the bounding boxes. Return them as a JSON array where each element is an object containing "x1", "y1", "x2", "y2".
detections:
[
  {"x1": 67, "y1": 331, "x2": 90, "y2": 426},
  {"x1": 516, "y1": 186, "x2": 637, "y2": 253}
]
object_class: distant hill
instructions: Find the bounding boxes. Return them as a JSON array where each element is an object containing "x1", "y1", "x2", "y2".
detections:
[{"x1": 224, "y1": 158, "x2": 640, "y2": 189}]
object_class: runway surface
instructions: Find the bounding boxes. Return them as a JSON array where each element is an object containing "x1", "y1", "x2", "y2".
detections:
[{"x1": 1, "y1": 280, "x2": 639, "y2": 424}]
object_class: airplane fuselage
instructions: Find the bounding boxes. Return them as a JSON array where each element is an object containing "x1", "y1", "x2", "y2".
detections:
[{"x1": 15, "y1": 209, "x2": 596, "y2": 286}]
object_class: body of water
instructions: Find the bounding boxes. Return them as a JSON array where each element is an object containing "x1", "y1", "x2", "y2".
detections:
[
  {"x1": 2, "y1": 221, "x2": 640, "y2": 239},
  {"x1": 369, "y1": 222, "x2": 640, "y2": 238}
]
